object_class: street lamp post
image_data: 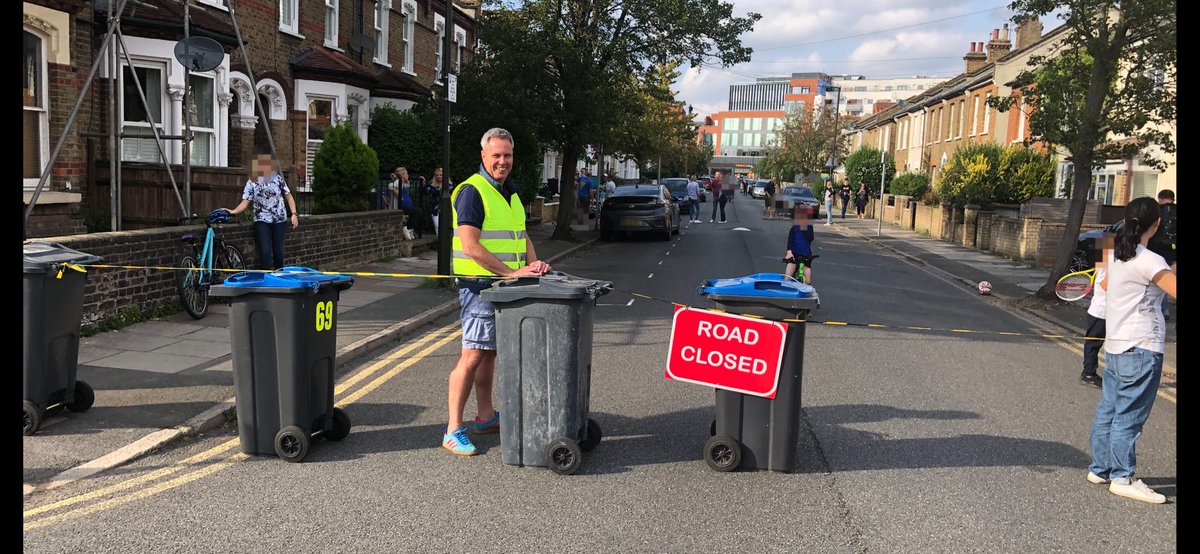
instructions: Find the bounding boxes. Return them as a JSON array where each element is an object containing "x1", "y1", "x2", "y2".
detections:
[{"x1": 825, "y1": 85, "x2": 842, "y2": 185}]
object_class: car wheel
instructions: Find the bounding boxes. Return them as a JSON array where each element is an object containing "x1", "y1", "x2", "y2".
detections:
[{"x1": 1070, "y1": 248, "x2": 1091, "y2": 272}]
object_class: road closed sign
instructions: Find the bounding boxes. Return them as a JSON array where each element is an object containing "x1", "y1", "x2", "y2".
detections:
[{"x1": 665, "y1": 306, "x2": 788, "y2": 398}]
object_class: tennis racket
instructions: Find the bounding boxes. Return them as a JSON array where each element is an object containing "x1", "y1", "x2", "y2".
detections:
[{"x1": 1055, "y1": 267, "x2": 1097, "y2": 301}]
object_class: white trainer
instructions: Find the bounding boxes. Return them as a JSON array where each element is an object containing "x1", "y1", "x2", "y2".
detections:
[
  {"x1": 1108, "y1": 478, "x2": 1166, "y2": 504},
  {"x1": 1086, "y1": 472, "x2": 1109, "y2": 484}
]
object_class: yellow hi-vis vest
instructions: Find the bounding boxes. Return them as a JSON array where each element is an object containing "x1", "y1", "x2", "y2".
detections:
[{"x1": 450, "y1": 173, "x2": 527, "y2": 276}]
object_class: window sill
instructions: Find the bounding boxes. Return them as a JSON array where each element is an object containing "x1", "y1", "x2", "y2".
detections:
[
  {"x1": 24, "y1": 191, "x2": 82, "y2": 205},
  {"x1": 374, "y1": 59, "x2": 392, "y2": 68},
  {"x1": 325, "y1": 43, "x2": 344, "y2": 52},
  {"x1": 401, "y1": 68, "x2": 417, "y2": 77},
  {"x1": 280, "y1": 28, "x2": 305, "y2": 39}
]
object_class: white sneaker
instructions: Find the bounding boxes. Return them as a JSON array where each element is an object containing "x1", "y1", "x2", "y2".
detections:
[
  {"x1": 1108, "y1": 478, "x2": 1166, "y2": 504},
  {"x1": 1086, "y1": 472, "x2": 1110, "y2": 484},
  {"x1": 710, "y1": 219, "x2": 715, "y2": 223},
  {"x1": 823, "y1": 222, "x2": 831, "y2": 226}
]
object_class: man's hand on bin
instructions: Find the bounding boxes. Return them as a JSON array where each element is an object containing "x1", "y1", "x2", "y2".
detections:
[{"x1": 510, "y1": 260, "x2": 550, "y2": 277}]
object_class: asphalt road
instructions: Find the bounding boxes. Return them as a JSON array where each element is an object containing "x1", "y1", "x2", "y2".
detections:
[{"x1": 24, "y1": 193, "x2": 1177, "y2": 552}]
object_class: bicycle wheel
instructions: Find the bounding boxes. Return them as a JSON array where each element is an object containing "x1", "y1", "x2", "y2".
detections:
[
  {"x1": 177, "y1": 255, "x2": 209, "y2": 319},
  {"x1": 217, "y1": 244, "x2": 245, "y2": 283}
]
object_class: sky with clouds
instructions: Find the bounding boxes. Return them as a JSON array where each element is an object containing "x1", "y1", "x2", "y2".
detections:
[{"x1": 675, "y1": 0, "x2": 1064, "y2": 119}]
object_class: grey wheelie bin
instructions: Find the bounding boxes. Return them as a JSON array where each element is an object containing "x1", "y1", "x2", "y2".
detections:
[
  {"x1": 211, "y1": 267, "x2": 355, "y2": 463},
  {"x1": 698, "y1": 273, "x2": 819, "y2": 472},
  {"x1": 480, "y1": 271, "x2": 612, "y2": 475},
  {"x1": 23, "y1": 242, "x2": 103, "y2": 436}
]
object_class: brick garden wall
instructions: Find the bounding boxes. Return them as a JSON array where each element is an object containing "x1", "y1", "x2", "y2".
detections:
[{"x1": 36, "y1": 210, "x2": 409, "y2": 325}]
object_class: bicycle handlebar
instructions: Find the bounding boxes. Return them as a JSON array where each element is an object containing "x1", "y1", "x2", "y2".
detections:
[{"x1": 782, "y1": 255, "x2": 819, "y2": 263}]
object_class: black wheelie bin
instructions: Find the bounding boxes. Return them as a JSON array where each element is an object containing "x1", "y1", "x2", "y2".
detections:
[
  {"x1": 480, "y1": 271, "x2": 612, "y2": 475},
  {"x1": 698, "y1": 273, "x2": 819, "y2": 472},
  {"x1": 211, "y1": 267, "x2": 354, "y2": 462},
  {"x1": 23, "y1": 242, "x2": 103, "y2": 435}
]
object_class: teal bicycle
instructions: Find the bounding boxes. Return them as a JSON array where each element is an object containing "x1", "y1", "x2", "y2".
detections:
[{"x1": 176, "y1": 209, "x2": 245, "y2": 319}]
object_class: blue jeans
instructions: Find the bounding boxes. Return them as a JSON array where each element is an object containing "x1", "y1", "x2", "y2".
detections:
[
  {"x1": 1089, "y1": 347, "x2": 1164, "y2": 480},
  {"x1": 689, "y1": 198, "x2": 699, "y2": 219},
  {"x1": 824, "y1": 200, "x2": 834, "y2": 223},
  {"x1": 254, "y1": 221, "x2": 288, "y2": 270}
]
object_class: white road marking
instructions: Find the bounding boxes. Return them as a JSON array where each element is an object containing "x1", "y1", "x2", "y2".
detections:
[
  {"x1": 627, "y1": 299, "x2": 635, "y2": 306},
  {"x1": 648, "y1": 273, "x2": 654, "y2": 279}
]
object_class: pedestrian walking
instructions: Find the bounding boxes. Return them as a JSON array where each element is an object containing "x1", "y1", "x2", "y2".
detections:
[
  {"x1": 855, "y1": 184, "x2": 869, "y2": 219},
  {"x1": 762, "y1": 179, "x2": 777, "y2": 219},
  {"x1": 221, "y1": 154, "x2": 299, "y2": 270},
  {"x1": 839, "y1": 182, "x2": 852, "y2": 219},
  {"x1": 686, "y1": 175, "x2": 701, "y2": 223},
  {"x1": 426, "y1": 167, "x2": 444, "y2": 236},
  {"x1": 444, "y1": 127, "x2": 551, "y2": 456},
  {"x1": 1086, "y1": 196, "x2": 1176, "y2": 503},
  {"x1": 823, "y1": 186, "x2": 835, "y2": 225},
  {"x1": 576, "y1": 169, "x2": 594, "y2": 226},
  {"x1": 717, "y1": 172, "x2": 734, "y2": 223},
  {"x1": 710, "y1": 172, "x2": 723, "y2": 222}
]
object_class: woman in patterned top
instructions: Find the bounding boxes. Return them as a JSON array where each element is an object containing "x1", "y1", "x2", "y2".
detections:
[{"x1": 221, "y1": 154, "x2": 299, "y2": 270}]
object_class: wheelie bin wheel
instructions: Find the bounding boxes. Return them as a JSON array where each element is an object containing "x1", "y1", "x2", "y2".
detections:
[
  {"x1": 579, "y1": 418, "x2": 602, "y2": 452},
  {"x1": 66, "y1": 380, "x2": 95, "y2": 413},
  {"x1": 547, "y1": 438, "x2": 582, "y2": 475},
  {"x1": 274, "y1": 426, "x2": 310, "y2": 463},
  {"x1": 24, "y1": 401, "x2": 41, "y2": 436},
  {"x1": 704, "y1": 435, "x2": 741, "y2": 472},
  {"x1": 325, "y1": 408, "x2": 351, "y2": 442}
]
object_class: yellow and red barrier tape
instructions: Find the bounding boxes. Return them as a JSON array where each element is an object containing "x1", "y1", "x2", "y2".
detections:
[{"x1": 77, "y1": 263, "x2": 1172, "y2": 344}]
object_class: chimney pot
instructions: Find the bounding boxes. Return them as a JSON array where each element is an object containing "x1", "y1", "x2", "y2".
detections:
[{"x1": 993, "y1": 28, "x2": 1000, "y2": 41}]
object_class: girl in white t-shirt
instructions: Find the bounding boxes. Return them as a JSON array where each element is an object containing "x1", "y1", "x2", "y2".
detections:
[{"x1": 1086, "y1": 197, "x2": 1177, "y2": 504}]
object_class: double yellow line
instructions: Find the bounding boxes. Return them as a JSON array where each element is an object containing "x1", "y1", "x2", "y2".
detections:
[{"x1": 24, "y1": 322, "x2": 464, "y2": 532}]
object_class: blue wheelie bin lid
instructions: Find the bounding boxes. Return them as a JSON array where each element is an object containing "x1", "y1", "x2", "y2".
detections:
[
  {"x1": 23, "y1": 241, "x2": 103, "y2": 274},
  {"x1": 211, "y1": 266, "x2": 355, "y2": 297},
  {"x1": 698, "y1": 273, "x2": 819, "y2": 315}
]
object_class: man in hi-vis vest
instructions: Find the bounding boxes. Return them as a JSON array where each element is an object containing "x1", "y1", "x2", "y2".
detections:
[{"x1": 443, "y1": 127, "x2": 550, "y2": 456}]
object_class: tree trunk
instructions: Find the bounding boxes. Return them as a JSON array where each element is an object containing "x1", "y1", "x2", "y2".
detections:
[
  {"x1": 1036, "y1": 159, "x2": 1094, "y2": 299},
  {"x1": 551, "y1": 143, "x2": 581, "y2": 241}
]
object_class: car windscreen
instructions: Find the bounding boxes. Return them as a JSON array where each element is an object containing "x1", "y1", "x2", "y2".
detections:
[
  {"x1": 661, "y1": 179, "x2": 689, "y2": 194},
  {"x1": 783, "y1": 187, "x2": 815, "y2": 198}
]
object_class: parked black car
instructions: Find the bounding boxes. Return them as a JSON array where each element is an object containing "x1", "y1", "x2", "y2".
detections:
[
  {"x1": 776, "y1": 186, "x2": 821, "y2": 219},
  {"x1": 1074, "y1": 220, "x2": 1124, "y2": 271},
  {"x1": 599, "y1": 183, "x2": 681, "y2": 241}
]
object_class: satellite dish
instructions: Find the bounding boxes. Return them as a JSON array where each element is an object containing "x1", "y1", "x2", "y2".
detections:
[
  {"x1": 174, "y1": 37, "x2": 224, "y2": 72},
  {"x1": 349, "y1": 33, "x2": 376, "y2": 53}
]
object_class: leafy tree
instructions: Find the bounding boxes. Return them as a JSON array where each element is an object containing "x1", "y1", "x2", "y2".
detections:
[
  {"x1": 843, "y1": 147, "x2": 896, "y2": 198},
  {"x1": 989, "y1": 3, "x2": 1176, "y2": 299},
  {"x1": 937, "y1": 143, "x2": 1005, "y2": 206},
  {"x1": 762, "y1": 106, "x2": 851, "y2": 186},
  {"x1": 368, "y1": 103, "x2": 439, "y2": 177},
  {"x1": 475, "y1": 0, "x2": 760, "y2": 239},
  {"x1": 996, "y1": 146, "x2": 1056, "y2": 203},
  {"x1": 312, "y1": 123, "x2": 379, "y2": 214},
  {"x1": 890, "y1": 172, "x2": 931, "y2": 199}
]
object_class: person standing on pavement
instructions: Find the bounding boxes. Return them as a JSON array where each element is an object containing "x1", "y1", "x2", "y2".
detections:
[
  {"x1": 1147, "y1": 189, "x2": 1176, "y2": 319},
  {"x1": 686, "y1": 175, "x2": 701, "y2": 223},
  {"x1": 1086, "y1": 196, "x2": 1176, "y2": 503},
  {"x1": 839, "y1": 182, "x2": 852, "y2": 219},
  {"x1": 823, "y1": 186, "x2": 835, "y2": 225},
  {"x1": 426, "y1": 167, "x2": 444, "y2": 236},
  {"x1": 444, "y1": 127, "x2": 551, "y2": 456},
  {"x1": 717, "y1": 173, "x2": 734, "y2": 223},
  {"x1": 710, "y1": 171, "x2": 724, "y2": 222},
  {"x1": 393, "y1": 167, "x2": 424, "y2": 239},
  {"x1": 1080, "y1": 235, "x2": 1113, "y2": 388},
  {"x1": 575, "y1": 169, "x2": 594, "y2": 226},
  {"x1": 855, "y1": 183, "x2": 869, "y2": 219},
  {"x1": 762, "y1": 179, "x2": 777, "y2": 219},
  {"x1": 222, "y1": 154, "x2": 299, "y2": 270}
]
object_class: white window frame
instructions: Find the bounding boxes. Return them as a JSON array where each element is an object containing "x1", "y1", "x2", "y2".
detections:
[
  {"x1": 434, "y1": 15, "x2": 446, "y2": 84},
  {"x1": 401, "y1": 1, "x2": 416, "y2": 75},
  {"x1": 373, "y1": 0, "x2": 391, "y2": 66},
  {"x1": 936, "y1": 108, "x2": 943, "y2": 142},
  {"x1": 1015, "y1": 96, "x2": 1027, "y2": 142},
  {"x1": 119, "y1": 60, "x2": 168, "y2": 163},
  {"x1": 971, "y1": 95, "x2": 980, "y2": 136},
  {"x1": 197, "y1": 0, "x2": 227, "y2": 9},
  {"x1": 983, "y1": 93, "x2": 992, "y2": 134},
  {"x1": 958, "y1": 99, "x2": 966, "y2": 139},
  {"x1": 279, "y1": 0, "x2": 302, "y2": 37},
  {"x1": 324, "y1": 0, "x2": 339, "y2": 48},
  {"x1": 454, "y1": 28, "x2": 466, "y2": 73},
  {"x1": 24, "y1": 27, "x2": 49, "y2": 190},
  {"x1": 305, "y1": 96, "x2": 337, "y2": 192},
  {"x1": 186, "y1": 72, "x2": 219, "y2": 166}
]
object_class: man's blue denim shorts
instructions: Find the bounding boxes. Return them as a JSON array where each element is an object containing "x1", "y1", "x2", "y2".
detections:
[{"x1": 458, "y1": 286, "x2": 496, "y2": 350}]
